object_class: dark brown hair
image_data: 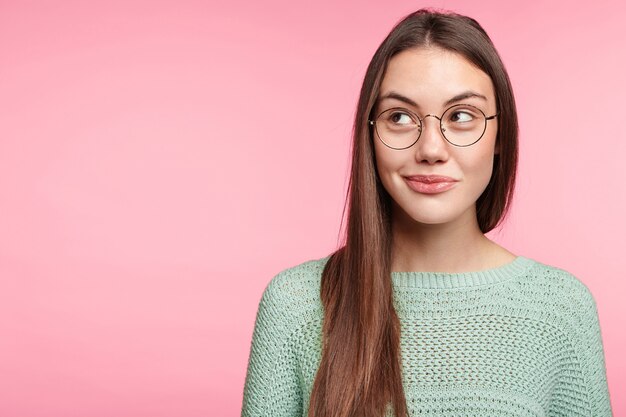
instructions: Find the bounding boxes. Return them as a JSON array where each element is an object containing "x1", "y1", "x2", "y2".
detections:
[{"x1": 308, "y1": 9, "x2": 519, "y2": 417}]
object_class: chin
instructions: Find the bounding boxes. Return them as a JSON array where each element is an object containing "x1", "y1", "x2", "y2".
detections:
[
  {"x1": 408, "y1": 213, "x2": 458, "y2": 226},
  {"x1": 393, "y1": 202, "x2": 475, "y2": 228}
]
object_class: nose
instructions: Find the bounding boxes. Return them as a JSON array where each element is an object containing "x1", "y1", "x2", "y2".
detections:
[{"x1": 414, "y1": 114, "x2": 449, "y2": 164}]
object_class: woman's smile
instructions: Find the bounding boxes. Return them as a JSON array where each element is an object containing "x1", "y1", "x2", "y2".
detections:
[{"x1": 403, "y1": 175, "x2": 459, "y2": 194}]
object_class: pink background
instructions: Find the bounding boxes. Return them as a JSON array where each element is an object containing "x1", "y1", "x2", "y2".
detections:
[{"x1": 1, "y1": 0, "x2": 624, "y2": 415}]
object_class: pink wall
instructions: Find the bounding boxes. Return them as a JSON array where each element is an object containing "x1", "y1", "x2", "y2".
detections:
[{"x1": 1, "y1": 0, "x2": 623, "y2": 415}]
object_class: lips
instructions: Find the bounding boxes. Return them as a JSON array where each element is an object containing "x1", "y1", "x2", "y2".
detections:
[{"x1": 404, "y1": 175, "x2": 459, "y2": 194}]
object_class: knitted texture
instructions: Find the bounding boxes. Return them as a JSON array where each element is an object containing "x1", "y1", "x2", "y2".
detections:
[{"x1": 241, "y1": 256, "x2": 613, "y2": 416}]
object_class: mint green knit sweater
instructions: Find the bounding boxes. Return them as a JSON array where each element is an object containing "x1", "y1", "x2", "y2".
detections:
[{"x1": 241, "y1": 256, "x2": 612, "y2": 416}]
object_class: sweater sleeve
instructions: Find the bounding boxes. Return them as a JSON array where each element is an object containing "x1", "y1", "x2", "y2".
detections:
[
  {"x1": 550, "y1": 280, "x2": 613, "y2": 416},
  {"x1": 241, "y1": 275, "x2": 303, "y2": 417}
]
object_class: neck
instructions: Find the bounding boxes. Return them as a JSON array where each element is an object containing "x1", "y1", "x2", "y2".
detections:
[{"x1": 390, "y1": 204, "x2": 510, "y2": 273}]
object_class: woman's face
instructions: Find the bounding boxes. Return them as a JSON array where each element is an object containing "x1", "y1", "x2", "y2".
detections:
[{"x1": 373, "y1": 47, "x2": 498, "y2": 229}]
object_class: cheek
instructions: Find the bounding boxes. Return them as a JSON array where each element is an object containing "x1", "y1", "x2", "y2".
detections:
[
  {"x1": 373, "y1": 149, "x2": 401, "y2": 200},
  {"x1": 374, "y1": 144, "x2": 401, "y2": 182},
  {"x1": 480, "y1": 155, "x2": 495, "y2": 184},
  {"x1": 463, "y1": 147, "x2": 496, "y2": 189},
  {"x1": 373, "y1": 141, "x2": 386, "y2": 173}
]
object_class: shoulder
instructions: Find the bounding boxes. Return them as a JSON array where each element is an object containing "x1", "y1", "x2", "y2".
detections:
[
  {"x1": 256, "y1": 255, "x2": 330, "y2": 324},
  {"x1": 522, "y1": 257, "x2": 597, "y2": 305},
  {"x1": 517, "y1": 257, "x2": 600, "y2": 326},
  {"x1": 263, "y1": 256, "x2": 329, "y2": 301}
]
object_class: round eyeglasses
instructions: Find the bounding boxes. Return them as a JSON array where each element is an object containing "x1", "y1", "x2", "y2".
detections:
[{"x1": 368, "y1": 104, "x2": 499, "y2": 149}]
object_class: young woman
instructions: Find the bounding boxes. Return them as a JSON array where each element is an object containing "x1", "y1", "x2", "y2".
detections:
[{"x1": 241, "y1": 9, "x2": 613, "y2": 417}]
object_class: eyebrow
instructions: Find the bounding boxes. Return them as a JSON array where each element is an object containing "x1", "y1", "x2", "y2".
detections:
[{"x1": 378, "y1": 90, "x2": 488, "y2": 108}]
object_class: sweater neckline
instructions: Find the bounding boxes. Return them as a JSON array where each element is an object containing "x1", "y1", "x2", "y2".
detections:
[{"x1": 391, "y1": 256, "x2": 535, "y2": 289}]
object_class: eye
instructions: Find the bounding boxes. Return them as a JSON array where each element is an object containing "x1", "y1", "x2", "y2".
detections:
[
  {"x1": 390, "y1": 112, "x2": 412, "y2": 125},
  {"x1": 449, "y1": 110, "x2": 475, "y2": 123},
  {"x1": 382, "y1": 109, "x2": 416, "y2": 126}
]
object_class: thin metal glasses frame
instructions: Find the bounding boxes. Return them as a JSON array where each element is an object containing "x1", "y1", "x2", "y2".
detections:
[{"x1": 368, "y1": 104, "x2": 499, "y2": 149}]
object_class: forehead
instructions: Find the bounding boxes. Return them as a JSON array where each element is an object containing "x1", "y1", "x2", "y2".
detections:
[{"x1": 379, "y1": 47, "x2": 495, "y2": 107}]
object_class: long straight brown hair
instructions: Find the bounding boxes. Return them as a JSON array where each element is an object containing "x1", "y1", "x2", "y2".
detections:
[{"x1": 307, "y1": 9, "x2": 519, "y2": 417}]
